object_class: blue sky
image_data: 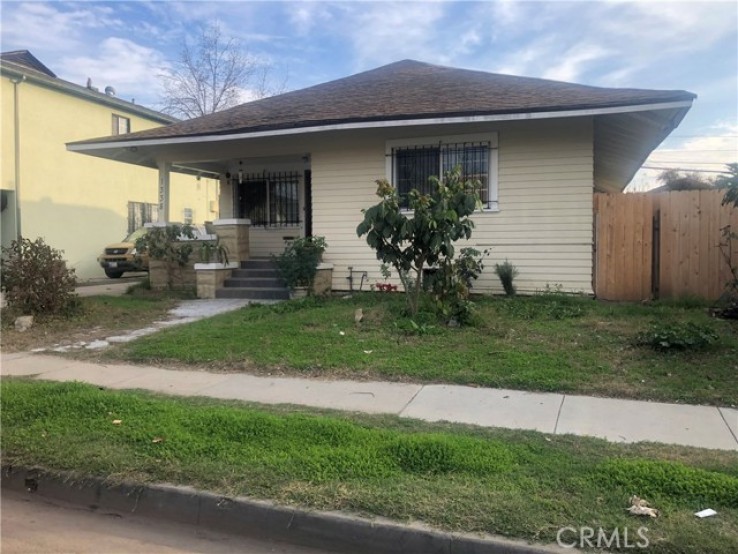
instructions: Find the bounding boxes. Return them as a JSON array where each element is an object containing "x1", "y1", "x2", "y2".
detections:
[{"x1": 2, "y1": 0, "x2": 736, "y2": 189}]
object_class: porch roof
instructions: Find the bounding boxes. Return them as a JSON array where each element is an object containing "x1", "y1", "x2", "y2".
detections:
[{"x1": 67, "y1": 59, "x2": 695, "y2": 191}]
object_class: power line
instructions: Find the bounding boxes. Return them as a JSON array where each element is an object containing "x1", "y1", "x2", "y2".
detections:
[
  {"x1": 641, "y1": 166, "x2": 727, "y2": 174},
  {"x1": 648, "y1": 161, "x2": 731, "y2": 165}
]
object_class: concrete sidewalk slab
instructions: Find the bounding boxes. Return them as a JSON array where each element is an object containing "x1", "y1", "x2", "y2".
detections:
[
  {"x1": 197, "y1": 374, "x2": 422, "y2": 415},
  {"x1": 556, "y1": 395, "x2": 738, "y2": 450},
  {"x1": 109, "y1": 368, "x2": 232, "y2": 396},
  {"x1": 400, "y1": 385, "x2": 563, "y2": 433},
  {"x1": 1, "y1": 353, "x2": 72, "y2": 377},
  {"x1": 719, "y1": 407, "x2": 738, "y2": 442},
  {"x1": 39, "y1": 360, "x2": 153, "y2": 388}
]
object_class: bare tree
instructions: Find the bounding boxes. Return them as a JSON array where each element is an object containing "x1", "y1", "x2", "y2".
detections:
[{"x1": 159, "y1": 23, "x2": 284, "y2": 119}]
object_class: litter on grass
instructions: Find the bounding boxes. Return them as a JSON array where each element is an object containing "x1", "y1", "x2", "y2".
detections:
[
  {"x1": 695, "y1": 509, "x2": 717, "y2": 518},
  {"x1": 627, "y1": 496, "x2": 659, "y2": 518}
]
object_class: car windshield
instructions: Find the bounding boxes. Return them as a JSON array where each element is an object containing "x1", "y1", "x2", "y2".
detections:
[{"x1": 123, "y1": 227, "x2": 149, "y2": 243}]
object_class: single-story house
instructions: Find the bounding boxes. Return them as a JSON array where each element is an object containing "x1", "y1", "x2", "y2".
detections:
[{"x1": 68, "y1": 60, "x2": 695, "y2": 295}]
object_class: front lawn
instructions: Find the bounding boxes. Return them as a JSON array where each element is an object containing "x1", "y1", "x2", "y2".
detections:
[
  {"x1": 2, "y1": 380, "x2": 737, "y2": 552},
  {"x1": 109, "y1": 293, "x2": 738, "y2": 406}
]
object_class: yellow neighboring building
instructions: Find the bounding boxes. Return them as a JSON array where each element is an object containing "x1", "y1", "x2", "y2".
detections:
[{"x1": 1, "y1": 50, "x2": 218, "y2": 280}]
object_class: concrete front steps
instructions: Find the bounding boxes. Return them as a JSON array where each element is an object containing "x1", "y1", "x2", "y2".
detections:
[{"x1": 214, "y1": 258, "x2": 290, "y2": 300}]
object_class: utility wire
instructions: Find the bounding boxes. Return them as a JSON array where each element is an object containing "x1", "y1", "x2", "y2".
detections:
[{"x1": 641, "y1": 166, "x2": 727, "y2": 174}]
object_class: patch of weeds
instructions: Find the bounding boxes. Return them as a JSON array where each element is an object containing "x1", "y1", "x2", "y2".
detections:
[
  {"x1": 635, "y1": 321, "x2": 719, "y2": 351},
  {"x1": 598, "y1": 458, "x2": 738, "y2": 508},
  {"x1": 267, "y1": 295, "x2": 326, "y2": 314},
  {"x1": 495, "y1": 293, "x2": 590, "y2": 320},
  {"x1": 384, "y1": 434, "x2": 515, "y2": 475},
  {"x1": 392, "y1": 318, "x2": 438, "y2": 337}
]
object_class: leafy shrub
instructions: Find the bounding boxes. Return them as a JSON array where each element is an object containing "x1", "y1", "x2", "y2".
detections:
[
  {"x1": 494, "y1": 259, "x2": 519, "y2": 296},
  {"x1": 0, "y1": 237, "x2": 78, "y2": 316},
  {"x1": 135, "y1": 224, "x2": 196, "y2": 290},
  {"x1": 635, "y1": 321, "x2": 718, "y2": 351},
  {"x1": 426, "y1": 247, "x2": 487, "y2": 325},
  {"x1": 357, "y1": 167, "x2": 481, "y2": 316},
  {"x1": 274, "y1": 236, "x2": 327, "y2": 292},
  {"x1": 599, "y1": 458, "x2": 738, "y2": 508}
]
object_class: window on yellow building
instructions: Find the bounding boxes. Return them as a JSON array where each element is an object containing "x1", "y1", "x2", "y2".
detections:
[{"x1": 112, "y1": 114, "x2": 130, "y2": 135}]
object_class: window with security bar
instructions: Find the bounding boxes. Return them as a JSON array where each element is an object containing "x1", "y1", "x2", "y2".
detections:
[
  {"x1": 127, "y1": 201, "x2": 158, "y2": 234},
  {"x1": 237, "y1": 172, "x2": 300, "y2": 226},
  {"x1": 393, "y1": 142, "x2": 491, "y2": 209}
]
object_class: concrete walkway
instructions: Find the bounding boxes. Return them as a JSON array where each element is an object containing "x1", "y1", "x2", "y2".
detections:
[{"x1": 2, "y1": 352, "x2": 736, "y2": 451}]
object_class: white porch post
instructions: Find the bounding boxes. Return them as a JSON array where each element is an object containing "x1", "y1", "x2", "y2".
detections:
[{"x1": 157, "y1": 161, "x2": 171, "y2": 223}]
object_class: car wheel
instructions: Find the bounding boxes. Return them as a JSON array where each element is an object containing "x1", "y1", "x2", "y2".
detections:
[{"x1": 104, "y1": 269, "x2": 124, "y2": 279}]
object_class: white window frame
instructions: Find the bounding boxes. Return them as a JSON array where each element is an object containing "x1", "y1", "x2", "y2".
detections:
[
  {"x1": 112, "y1": 114, "x2": 131, "y2": 135},
  {"x1": 385, "y1": 132, "x2": 499, "y2": 212}
]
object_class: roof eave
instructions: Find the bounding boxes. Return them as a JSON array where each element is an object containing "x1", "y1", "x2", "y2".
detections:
[{"x1": 68, "y1": 99, "x2": 695, "y2": 153}]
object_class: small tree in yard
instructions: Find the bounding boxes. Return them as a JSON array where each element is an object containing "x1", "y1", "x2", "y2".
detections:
[{"x1": 357, "y1": 167, "x2": 482, "y2": 318}]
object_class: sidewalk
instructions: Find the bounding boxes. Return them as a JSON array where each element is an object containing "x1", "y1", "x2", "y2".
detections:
[{"x1": 2, "y1": 352, "x2": 737, "y2": 451}]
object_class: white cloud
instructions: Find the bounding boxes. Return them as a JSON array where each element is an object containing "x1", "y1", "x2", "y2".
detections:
[
  {"x1": 58, "y1": 38, "x2": 170, "y2": 106},
  {"x1": 344, "y1": 2, "x2": 447, "y2": 69},
  {"x1": 543, "y1": 44, "x2": 612, "y2": 82},
  {"x1": 1, "y1": 2, "x2": 123, "y2": 53},
  {"x1": 288, "y1": 1, "x2": 334, "y2": 36}
]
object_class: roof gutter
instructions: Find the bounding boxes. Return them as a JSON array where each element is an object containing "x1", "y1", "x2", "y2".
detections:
[{"x1": 68, "y1": 100, "x2": 694, "y2": 152}]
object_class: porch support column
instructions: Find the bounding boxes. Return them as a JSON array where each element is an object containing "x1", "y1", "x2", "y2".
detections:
[
  {"x1": 157, "y1": 161, "x2": 171, "y2": 223},
  {"x1": 213, "y1": 219, "x2": 251, "y2": 265}
]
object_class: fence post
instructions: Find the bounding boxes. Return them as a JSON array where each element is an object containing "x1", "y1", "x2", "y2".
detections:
[{"x1": 651, "y1": 209, "x2": 660, "y2": 299}]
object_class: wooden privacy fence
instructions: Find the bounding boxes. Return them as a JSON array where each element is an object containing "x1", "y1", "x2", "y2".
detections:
[{"x1": 594, "y1": 190, "x2": 738, "y2": 301}]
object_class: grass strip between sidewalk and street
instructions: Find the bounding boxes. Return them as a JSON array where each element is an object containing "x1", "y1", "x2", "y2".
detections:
[
  {"x1": 107, "y1": 293, "x2": 738, "y2": 406},
  {"x1": 3, "y1": 379, "x2": 737, "y2": 553}
]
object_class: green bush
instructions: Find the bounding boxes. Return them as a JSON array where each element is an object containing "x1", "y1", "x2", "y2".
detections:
[
  {"x1": 599, "y1": 458, "x2": 738, "y2": 508},
  {"x1": 0, "y1": 237, "x2": 78, "y2": 316},
  {"x1": 274, "y1": 236, "x2": 327, "y2": 292},
  {"x1": 494, "y1": 259, "x2": 519, "y2": 296},
  {"x1": 635, "y1": 321, "x2": 718, "y2": 351}
]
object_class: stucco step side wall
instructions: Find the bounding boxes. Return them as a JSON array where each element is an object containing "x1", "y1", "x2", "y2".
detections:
[{"x1": 310, "y1": 118, "x2": 594, "y2": 295}]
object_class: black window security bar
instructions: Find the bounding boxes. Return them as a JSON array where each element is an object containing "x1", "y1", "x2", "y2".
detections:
[
  {"x1": 237, "y1": 171, "x2": 300, "y2": 227},
  {"x1": 391, "y1": 142, "x2": 492, "y2": 208}
]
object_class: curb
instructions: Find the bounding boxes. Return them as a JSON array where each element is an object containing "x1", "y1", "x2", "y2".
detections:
[{"x1": 1, "y1": 465, "x2": 561, "y2": 554}]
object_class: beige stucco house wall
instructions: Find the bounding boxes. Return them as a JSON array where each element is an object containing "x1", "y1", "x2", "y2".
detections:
[{"x1": 1, "y1": 52, "x2": 218, "y2": 279}]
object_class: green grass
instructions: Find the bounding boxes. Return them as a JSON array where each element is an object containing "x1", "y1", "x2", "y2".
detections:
[
  {"x1": 2, "y1": 379, "x2": 737, "y2": 552},
  {"x1": 108, "y1": 293, "x2": 738, "y2": 406}
]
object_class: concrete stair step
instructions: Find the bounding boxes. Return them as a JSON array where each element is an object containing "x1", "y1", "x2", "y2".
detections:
[
  {"x1": 224, "y1": 277, "x2": 285, "y2": 288},
  {"x1": 230, "y1": 268, "x2": 281, "y2": 279},
  {"x1": 240, "y1": 258, "x2": 278, "y2": 270},
  {"x1": 215, "y1": 287, "x2": 290, "y2": 300}
]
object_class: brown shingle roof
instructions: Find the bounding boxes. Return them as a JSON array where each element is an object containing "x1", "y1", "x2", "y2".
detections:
[
  {"x1": 72, "y1": 59, "x2": 696, "y2": 144},
  {"x1": 0, "y1": 50, "x2": 57, "y2": 77}
]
